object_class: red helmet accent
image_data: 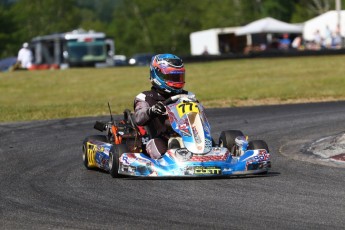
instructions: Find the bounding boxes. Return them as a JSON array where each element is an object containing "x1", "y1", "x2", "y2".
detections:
[{"x1": 167, "y1": 81, "x2": 185, "y2": 89}]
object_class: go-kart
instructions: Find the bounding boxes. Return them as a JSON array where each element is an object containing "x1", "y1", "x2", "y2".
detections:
[{"x1": 82, "y1": 94, "x2": 271, "y2": 177}]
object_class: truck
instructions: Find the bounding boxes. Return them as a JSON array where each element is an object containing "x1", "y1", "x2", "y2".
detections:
[{"x1": 30, "y1": 29, "x2": 115, "y2": 69}]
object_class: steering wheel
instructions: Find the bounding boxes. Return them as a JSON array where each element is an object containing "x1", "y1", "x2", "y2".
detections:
[{"x1": 163, "y1": 94, "x2": 195, "y2": 105}]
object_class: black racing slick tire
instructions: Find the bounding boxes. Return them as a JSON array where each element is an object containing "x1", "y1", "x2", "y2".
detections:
[
  {"x1": 82, "y1": 135, "x2": 108, "y2": 170},
  {"x1": 109, "y1": 144, "x2": 129, "y2": 178},
  {"x1": 219, "y1": 130, "x2": 244, "y2": 154},
  {"x1": 248, "y1": 140, "x2": 269, "y2": 152}
]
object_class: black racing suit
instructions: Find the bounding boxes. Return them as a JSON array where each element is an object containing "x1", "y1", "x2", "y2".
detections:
[{"x1": 133, "y1": 86, "x2": 188, "y2": 158}]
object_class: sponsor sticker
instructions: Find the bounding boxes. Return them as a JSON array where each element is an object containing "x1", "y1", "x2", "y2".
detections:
[{"x1": 194, "y1": 166, "x2": 221, "y2": 175}]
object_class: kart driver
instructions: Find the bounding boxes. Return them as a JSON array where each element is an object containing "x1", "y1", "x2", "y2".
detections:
[{"x1": 134, "y1": 53, "x2": 195, "y2": 159}]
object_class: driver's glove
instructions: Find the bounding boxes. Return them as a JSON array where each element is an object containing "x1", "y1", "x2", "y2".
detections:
[{"x1": 148, "y1": 101, "x2": 166, "y2": 117}]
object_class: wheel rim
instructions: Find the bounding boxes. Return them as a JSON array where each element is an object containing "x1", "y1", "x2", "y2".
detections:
[
  {"x1": 109, "y1": 153, "x2": 113, "y2": 170},
  {"x1": 82, "y1": 145, "x2": 87, "y2": 164}
]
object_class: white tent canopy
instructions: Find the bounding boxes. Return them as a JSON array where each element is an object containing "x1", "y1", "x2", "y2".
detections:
[
  {"x1": 190, "y1": 27, "x2": 240, "y2": 55},
  {"x1": 303, "y1": 10, "x2": 345, "y2": 41},
  {"x1": 235, "y1": 17, "x2": 303, "y2": 36}
]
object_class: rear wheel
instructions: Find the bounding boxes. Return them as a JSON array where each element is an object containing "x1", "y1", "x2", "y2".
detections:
[
  {"x1": 109, "y1": 144, "x2": 129, "y2": 178},
  {"x1": 219, "y1": 130, "x2": 244, "y2": 155},
  {"x1": 82, "y1": 135, "x2": 108, "y2": 170}
]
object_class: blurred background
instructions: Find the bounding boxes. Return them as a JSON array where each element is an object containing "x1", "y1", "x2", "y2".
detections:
[{"x1": 0, "y1": 0, "x2": 344, "y2": 69}]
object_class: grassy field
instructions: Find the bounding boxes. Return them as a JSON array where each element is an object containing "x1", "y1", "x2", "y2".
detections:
[{"x1": 1, "y1": 55, "x2": 345, "y2": 122}]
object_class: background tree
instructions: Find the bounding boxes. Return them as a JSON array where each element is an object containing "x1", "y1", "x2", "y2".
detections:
[
  {"x1": 0, "y1": 4, "x2": 19, "y2": 57},
  {"x1": 260, "y1": 0, "x2": 296, "y2": 22},
  {"x1": 109, "y1": 0, "x2": 203, "y2": 56},
  {"x1": 75, "y1": 0, "x2": 119, "y2": 32},
  {"x1": 291, "y1": 0, "x2": 345, "y2": 22},
  {"x1": 10, "y1": 0, "x2": 80, "y2": 39},
  {"x1": 198, "y1": 0, "x2": 243, "y2": 28},
  {"x1": 0, "y1": 0, "x2": 344, "y2": 59}
]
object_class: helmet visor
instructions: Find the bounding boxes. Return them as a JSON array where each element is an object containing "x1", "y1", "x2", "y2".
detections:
[
  {"x1": 166, "y1": 58, "x2": 183, "y2": 67},
  {"x1": 157, "y1": 71, "x2": 185, "y2": 83}
]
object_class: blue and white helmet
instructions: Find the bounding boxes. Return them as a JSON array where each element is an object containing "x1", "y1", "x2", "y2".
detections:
[{"x1": 150, "y1": 54, "x2": 185, "y2": 94}]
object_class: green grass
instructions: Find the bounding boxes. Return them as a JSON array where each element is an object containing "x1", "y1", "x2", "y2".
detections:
[{"x1": 1, "y1": 55, "x2": 345, "y2": 122}]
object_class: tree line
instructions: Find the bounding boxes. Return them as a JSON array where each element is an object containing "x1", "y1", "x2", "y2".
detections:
[{"x1": 0, "y1": 0, "x2": 344, "y2": 59}]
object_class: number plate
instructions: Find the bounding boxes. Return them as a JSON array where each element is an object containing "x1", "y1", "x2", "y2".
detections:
[{"x1": 176, "y1": 102, "x2": 199, "y2": 117}]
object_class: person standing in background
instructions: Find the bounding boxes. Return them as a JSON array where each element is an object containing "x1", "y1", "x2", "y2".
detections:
[{"x1": 17, "y1": 42, "x2": 33, "y2": 69}]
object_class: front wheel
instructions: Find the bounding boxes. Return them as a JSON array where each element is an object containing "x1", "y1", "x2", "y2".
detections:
[
  {"x1": 219, "y1": 130, "x2": 244, "y2": 155},
  {"x1": 109, "y1": 144, "x2": 129, "y2": 178},
  {"x1": 82, "y1": 135, "x2": 108, "y2": 170},
  {"x1": 248, "y1": 140, "x2": 269, "y2": 152},
  {"x1": 247, "y1": 140, "x2": 270, "y2": 175}
]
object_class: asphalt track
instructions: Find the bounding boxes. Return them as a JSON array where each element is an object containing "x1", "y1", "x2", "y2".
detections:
[{"x1": 1, "y1": 101, "x2": 345, "y2": 230}]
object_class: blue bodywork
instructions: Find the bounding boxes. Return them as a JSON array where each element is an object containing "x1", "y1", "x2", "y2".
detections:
[{"x1": 86, "y1": 139, "x2": 271, "y2": 177}]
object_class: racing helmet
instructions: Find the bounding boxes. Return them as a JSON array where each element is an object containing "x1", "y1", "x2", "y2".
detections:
[{"x1": 150, "y1": 54, "x2": 185, "y2": 94}]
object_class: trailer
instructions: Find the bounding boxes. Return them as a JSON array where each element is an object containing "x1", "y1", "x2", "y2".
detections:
[
  {"x1": 30, "y1": 29, "x2": 115, "y2": 69},
  {"x1": 189, "y1": 27, "x2": 247, "y2": 56}
]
